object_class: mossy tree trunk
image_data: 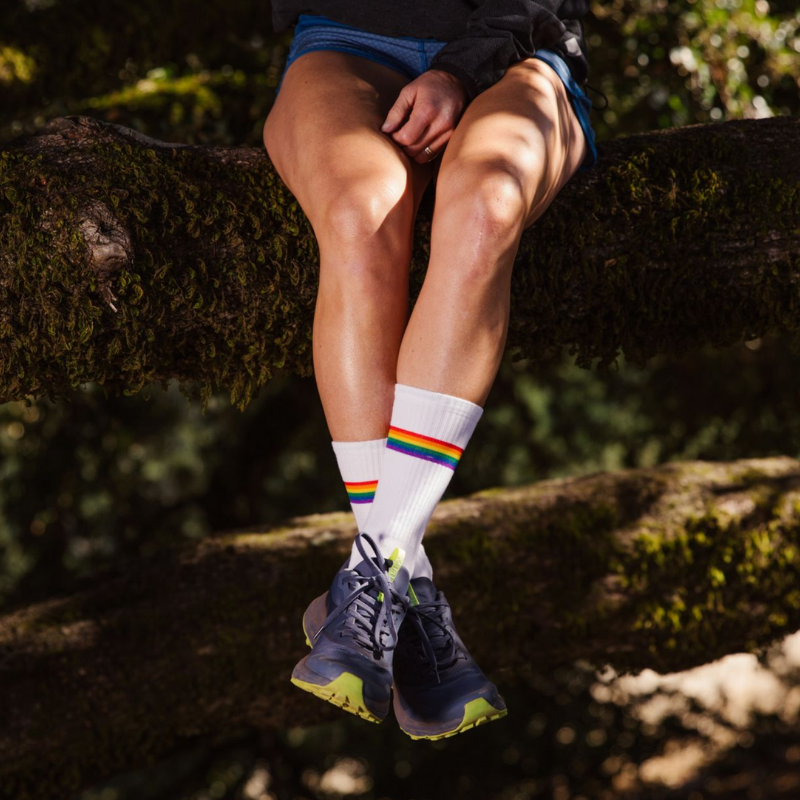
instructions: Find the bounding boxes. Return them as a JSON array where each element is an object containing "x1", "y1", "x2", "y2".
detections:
[
  {"x1": 1, "y1": 115, "x2": 799, "y2": 411},
  {"x1": 2, "y1": 456, "x2": 800, "y2": 798}
]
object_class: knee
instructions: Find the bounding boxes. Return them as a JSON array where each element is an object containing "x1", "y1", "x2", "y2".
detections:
[
  {"x1": 314, "y1": 175, "x2": 416, "y2": 288},
  {"x1": 436, "y1": 160, "x2": 528, "y2": 242},
  {"x1": 321, "y1": 175, "x2": 413, "y2": 248}
]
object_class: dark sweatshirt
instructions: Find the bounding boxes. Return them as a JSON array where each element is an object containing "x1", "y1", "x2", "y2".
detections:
[{"x1": 271, "y1": 1, "x2": 591, "y2": 103}]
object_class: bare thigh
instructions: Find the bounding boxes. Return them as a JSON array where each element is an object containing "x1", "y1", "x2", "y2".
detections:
[
  {"x1": 263, "y1": 51, "x2": 436, "y2": 244},
  {"x1": 432, "y1": 56, "x2": 588, "y2": 234}
]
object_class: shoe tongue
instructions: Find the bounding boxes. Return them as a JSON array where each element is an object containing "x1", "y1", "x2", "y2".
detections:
[
  {"x1": 386, "y1": 547, "x2": 410, "y2": 596},
  {"x1": 408, "y1": 576, "x2": 437, "y2": 605},
  {"x1": 352, "y1": 556, "x2": 380, "y2": 578},
  {"x1": 351, "y1": 547, "x2": 410, "y2": 597}
]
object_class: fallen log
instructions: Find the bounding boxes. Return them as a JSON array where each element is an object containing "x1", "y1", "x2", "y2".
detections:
[{"x1": 2, "y1": 456, "x2": 800, "y2": 797}]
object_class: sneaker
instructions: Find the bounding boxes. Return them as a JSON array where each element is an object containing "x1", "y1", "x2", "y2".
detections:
[
  {"x1": 392, "y1": 576, "x2": 508, "y2": 740},
  {"x1": 291, "y1": 532, "x2": 410, "y2": 723}
]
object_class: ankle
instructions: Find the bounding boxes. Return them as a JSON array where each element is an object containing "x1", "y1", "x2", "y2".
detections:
[{"x1": 413, "y1": 544, "x2": 434, "y2": 581}]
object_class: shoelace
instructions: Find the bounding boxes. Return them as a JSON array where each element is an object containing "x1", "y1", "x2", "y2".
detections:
[
  {"x1": 312, "y1": 533, "x2": 409, "y2": 657},
  {"x1": 403, "y1": 599, "x2": 460, "y2": 685}
]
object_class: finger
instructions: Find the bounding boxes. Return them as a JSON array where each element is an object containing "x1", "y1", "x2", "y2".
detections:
[
  {"x1": 403, "y1": 117, "x2": 449, "y2": 157},
  {"x1": 410, "y1": 128, "x2": 454, "y2": 165},
  {"x1": 399, "y1": 121, "x2": 435, "y2": 156},
  {"x1": 381, "y1": 88, "x2": 414, "y2": 134},
  {"x1": 391, "y1": 103, "x2": 438, "y2": 148}
]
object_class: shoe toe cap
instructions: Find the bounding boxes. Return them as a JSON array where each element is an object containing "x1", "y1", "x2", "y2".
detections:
[
  {"x1": 396, "y1": 665, "x2": 505, "y2": 723},
  {"x1": 295, "y1": 644, "x2": 393, "y2": 711}
]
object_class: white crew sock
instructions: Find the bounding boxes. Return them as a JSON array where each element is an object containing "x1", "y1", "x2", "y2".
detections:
[
  {"x1": 349, "y1": 383, "x2": 483, "y2": 578},
  {"x1": 332, "y1": 436, "x2": 433, "y2": 579}
]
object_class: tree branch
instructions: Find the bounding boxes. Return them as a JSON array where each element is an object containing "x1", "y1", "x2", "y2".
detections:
[
  {"x1": 2, "y1": 456, "x2": 800, "y2": 797},
  {"x1": 1, "y1": 115, "x2": 799, "y2": 410}
]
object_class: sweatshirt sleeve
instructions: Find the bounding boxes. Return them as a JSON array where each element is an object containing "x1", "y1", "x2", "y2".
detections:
[{"x1": 427, "y1": 0, "x2": 570, "y2": 103}]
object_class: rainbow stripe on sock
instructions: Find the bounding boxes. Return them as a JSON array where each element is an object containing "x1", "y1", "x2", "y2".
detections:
[
  {"x1": 387, "y1": 425, "x2": 463, "y2": 470},
  {"x1": 345, "y1": 479, "x2": 378, "y2": 504}
]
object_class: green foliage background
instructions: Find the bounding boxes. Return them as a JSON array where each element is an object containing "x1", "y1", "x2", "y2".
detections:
[
  {"x1": 1, "y1": 0, "x2": 798, "y2": 613},
  {"x1": 1, "y1": 1, "x2": 800, "y2": 797}
]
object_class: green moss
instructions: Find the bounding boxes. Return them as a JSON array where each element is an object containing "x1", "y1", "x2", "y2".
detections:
[
  {"x1": 536, "y1": 500, "x2": 619, "y2": 543},
  {"x1": 0, "y1": 133, "x2": 320, "y2": 412},
  {"x1": 2, "y1": 118, "x2": 799, "y2": 409},
  {"x1": 472, "y1": 485, "x2": 510, "y2": 498},
  {"x1": 505, "y1": 122, "x2": 800, "y2": 372},
  {"x1": 604, "y1": 503, "x2": 800, "y2": 668}
]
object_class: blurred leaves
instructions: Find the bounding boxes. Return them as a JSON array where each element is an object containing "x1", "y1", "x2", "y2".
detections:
[
  {"x1": 587, "y1": 0, "x2": 800, "y2": 139},
  {"x1": 2, "y1": 335, "x2": 799, "y2": 611},
  {"x1": 0, "y1": 0, "x2": 286, "y2": 143},
  {"x1": 2, "y1": 0, "x2": 798, "y2": 147}
]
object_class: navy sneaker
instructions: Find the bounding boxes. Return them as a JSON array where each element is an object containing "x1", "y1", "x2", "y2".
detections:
[
  {"x1": 392, "y1": 576, "x2": 508, "y2": 739},
  {"x1": 291, "y1": 533, "x2": 411, "y2": 723}
]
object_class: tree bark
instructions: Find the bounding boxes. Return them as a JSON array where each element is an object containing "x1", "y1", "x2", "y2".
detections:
[
  {"x1": 1, "y1": 456, "x2": 800, "y2": 798},
  {"x1": 1, "y1": 115, "x2": 799, "y2": 411}
]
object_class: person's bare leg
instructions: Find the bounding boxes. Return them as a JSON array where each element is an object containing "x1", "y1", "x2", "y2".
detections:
[
  {"x1": 396, "y1": 57, "x2": 589, "y2": 404},
  {"x1": 263, "y1": 52, "x2": 435, "y2": 441}
]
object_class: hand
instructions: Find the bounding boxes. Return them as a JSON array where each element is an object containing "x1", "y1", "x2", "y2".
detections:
[{"x1": 380, "y1": 69, "x2": 468, "y2": 164}]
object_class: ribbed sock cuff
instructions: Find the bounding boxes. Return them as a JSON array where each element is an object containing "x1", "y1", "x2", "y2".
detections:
[
  {"x1": 388, "y1": 383, "x2": 484, "y2": 470},
  {"x1": 331, "y1": 437, "x2": 387, "y2": 481}
]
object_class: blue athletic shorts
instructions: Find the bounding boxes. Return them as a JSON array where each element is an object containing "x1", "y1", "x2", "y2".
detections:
[{"x1": 275, "y1": 12, "x2": 598, "y2": 172}]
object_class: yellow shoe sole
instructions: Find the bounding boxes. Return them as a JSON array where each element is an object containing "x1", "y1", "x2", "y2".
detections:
[
  {"x1": 290, "y1": 671, "x2": 383, "y2": 724},
  {"x1": 292, "y1": 616, "x2": 383, "y2": 724},
  {"x1": 404, "y1": 698, "x2": 509, "y2": 741}
]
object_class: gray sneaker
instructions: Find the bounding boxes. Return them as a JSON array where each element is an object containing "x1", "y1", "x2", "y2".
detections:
[
  {"x1": 291, "y1": 533, "x2": 410, "y2": 723},
  {"x1": 392, "y1": 576, "x2": 508, "y2": 739}
]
